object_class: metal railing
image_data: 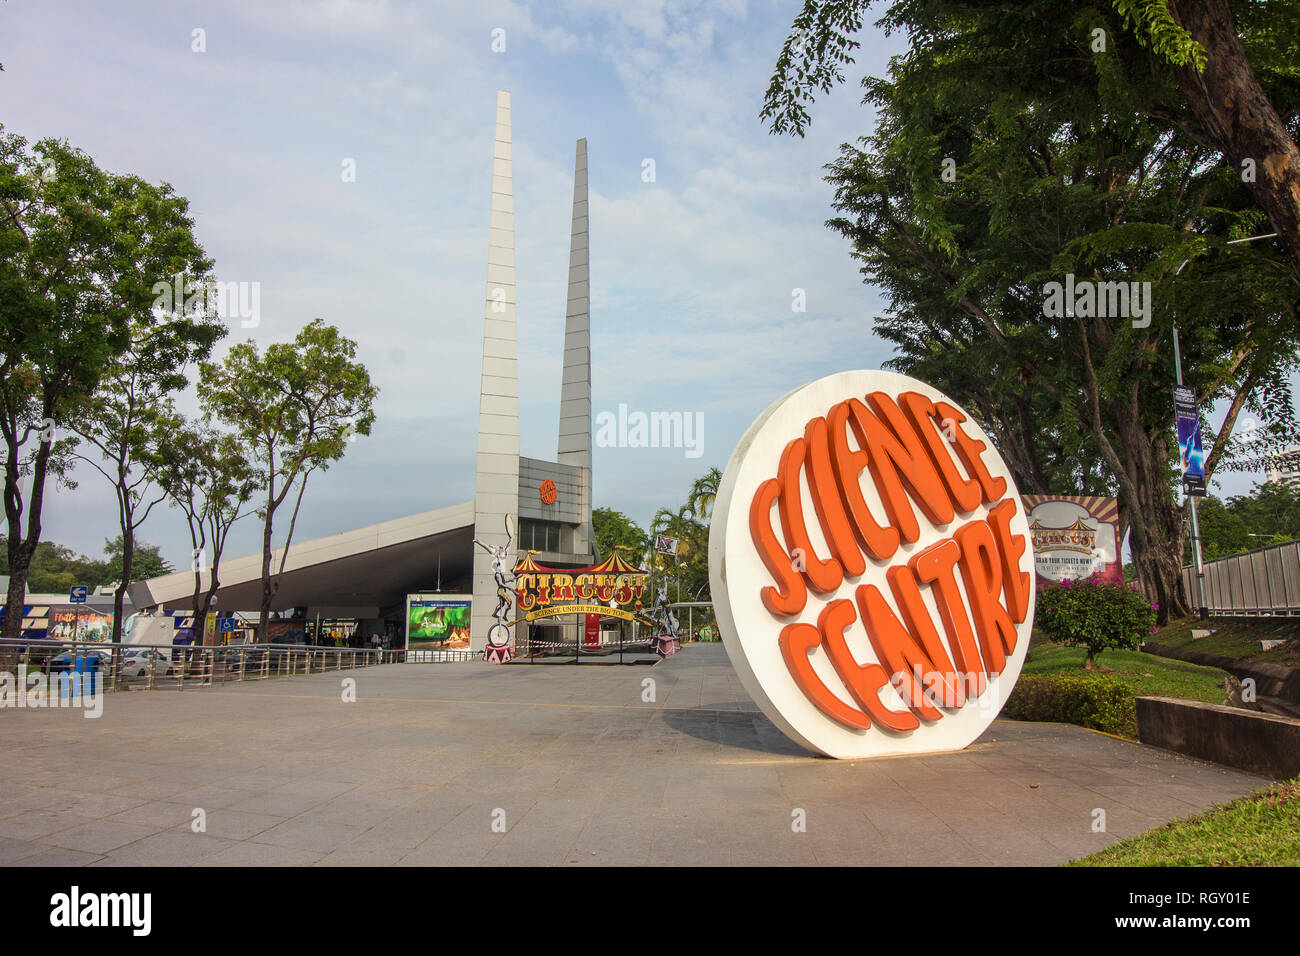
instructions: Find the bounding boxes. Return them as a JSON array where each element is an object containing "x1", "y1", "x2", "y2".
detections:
[
  {"x1": 1182, "y1": 538, "x2": 1300, "y2": 616},
  {"x1": 405, "y1": 648, "x2": 475, "y2": 663},
  {"x1": 0, "y1": 639, "x2": 435, "y2": 693}
]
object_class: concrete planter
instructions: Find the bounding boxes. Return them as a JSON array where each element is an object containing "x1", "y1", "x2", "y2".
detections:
[{"x1": 1136, "y1": 696, "x2": 1300, "y2": 779}]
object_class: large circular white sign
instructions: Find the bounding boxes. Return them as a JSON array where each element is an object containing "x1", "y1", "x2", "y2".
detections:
[{"x1": 708, "y1": 370, "x2": 1036, "y2": 759}]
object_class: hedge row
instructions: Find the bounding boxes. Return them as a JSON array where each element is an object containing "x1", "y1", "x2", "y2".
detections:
[{"x1": 1002, "y1": 672, "x2": 1136, "y2": 737}]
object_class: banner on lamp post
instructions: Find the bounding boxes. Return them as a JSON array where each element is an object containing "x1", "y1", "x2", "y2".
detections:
[{"x1": 1174, "y1": 386, "x2": 1207, "y2": 497}]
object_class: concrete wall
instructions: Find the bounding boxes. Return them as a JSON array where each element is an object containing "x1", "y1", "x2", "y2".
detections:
[
  {"x1": 518, "y1": 457, "x2": 586, "y2": 526},
  {"x1": 1136, "y1": 696, "x2": 1300, "y2": 779}
]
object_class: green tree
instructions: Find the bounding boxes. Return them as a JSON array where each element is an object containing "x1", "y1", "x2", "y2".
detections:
[
  {"x1": 761, "y1": 1, "x2": 1300, "y2": 621},
  {"x1": 1189, "y1": 495, "x2": 1252, "y2": 560},
  {"x1": 70, "y1": 315, "x2": 224, "y2": 641},
  {"x1": 1191, "y1": 479, "x2": 1300, "y2": 560},
  {"x1": 762, "y1": 0, "x2": 1300, "y2": 285},
  {"x1": 0, "y1": 127, "x2": 211, "y2": 638},
  {"x1": 101, "y1": 535, "x2": 174, "y2": 585},
  {"x1": 153, "y1": 415, "x2": 258, "y2": 638},
  {"x1": 0, "y1": 536, "x2": 110, "y2": 594},
  {"x1": 688, "y1": 466, "x2": 723, "y2": 520},
  {"x1": 591, "y1": 507, "x2": 650, "y2": 564},
  {"x1": 1035, "y1": 577, "x2": 1158, "y2": 669},
  {"x1": 650, "y1": 504, "x2": 709, "y2": 604},
  {"x1": 199, "y1": 319, "x2": 377, "y2": 641}
]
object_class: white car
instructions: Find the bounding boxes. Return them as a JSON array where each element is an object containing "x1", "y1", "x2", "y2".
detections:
[{"x1": 120, "y1": 648, "x2": 174, "y2": 678}]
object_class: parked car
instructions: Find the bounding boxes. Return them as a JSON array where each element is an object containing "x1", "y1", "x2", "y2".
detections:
[
  {"x1": 44, "y1": 648, "x2": 110, "y2": 675},
  {"x1": 120, "y1": 648, "x2": 174, "y2": 678},
  {"x1": 213, "y1": 645, "x2": 268, "y2": 671}
]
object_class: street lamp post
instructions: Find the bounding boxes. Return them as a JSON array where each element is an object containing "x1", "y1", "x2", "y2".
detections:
[
  {"x1": 1171, "y1": 326, "x2": 1209, "y2": 621},
  {"x1": 1172, "y1": 233, "x2": 1277, "y2": 622}
]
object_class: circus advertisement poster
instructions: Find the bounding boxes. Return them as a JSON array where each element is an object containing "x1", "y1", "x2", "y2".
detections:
[
  {"x1": 512, "y1": 552, "x2": 654, "y2": 626},
  {"x1": 48, "y1": 607, "x2": 113, "y2": 642},
  {"x1": 406, "y1": 595, "x2": 471, "y2": 651},
  {"x1": 1022, "y1": 495, "x2": 1122, "y2": 587}
]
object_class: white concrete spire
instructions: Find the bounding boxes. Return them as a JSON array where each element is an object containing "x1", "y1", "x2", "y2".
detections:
[
  {"x1": 557, "y1": 138, "x2": 593, "y2": 557},
  {"x1": 471, "y1": 90, "x2": 521, "y2": 655}
]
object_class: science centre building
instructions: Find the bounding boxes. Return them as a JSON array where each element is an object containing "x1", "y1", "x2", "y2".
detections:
[{"x1": 128, "y1": 90, "x2": 607, "y2": 659}]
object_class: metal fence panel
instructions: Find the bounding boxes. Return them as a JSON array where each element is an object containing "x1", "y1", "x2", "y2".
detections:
[
  {"x1": 1251, "y1": 550, "x2": 1271, "y2": 611},
  {"x1": 1282, "y1": 543, "x2": 1300, "y2": 611},
  {"x1": 1185, "y1": 538, "x2": 1300, "y2": 616},
  {"x1": 1264, "y1": 547, "x2": 1286, "y2": 612},
  {"x1": 1229, "y1": 554, "x2": 1246, "y2": 611}
]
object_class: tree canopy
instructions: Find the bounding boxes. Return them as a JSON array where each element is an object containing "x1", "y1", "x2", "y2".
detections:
[
  {"x1": 0, "y1": 126, "x2": 212, "y2": 637},
  {"x1": 761, "y1": 0, "x2": 1300, "y2": 620},
  {"x1": 199, "y1": 318, "x2": 378, "y2": 640}
]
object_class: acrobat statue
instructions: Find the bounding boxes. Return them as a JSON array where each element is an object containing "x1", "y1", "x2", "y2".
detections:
[
  {"x1": 474, "y1": 518, "x2": 517, "y2": 664},
  {"x1": 650, "y1": 582, "x2": 681, "y2": 659}
]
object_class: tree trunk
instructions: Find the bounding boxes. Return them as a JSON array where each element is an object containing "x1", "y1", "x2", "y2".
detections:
[
  {"x1": 1170, "y1": 0, "x2": 1300, "y2": 285},
  {"x1": 1115, "y1": 410, "x2": 1189, "y2": 624},
  {"x1": 259, "y1": 500, "x2": 274, "y2": 644},
  {"x1": 2, "y1": 422, "x2": 53, "y2": 641},
  {"x1": 3, "y1": 569, "x2": 28, "y2": 642},
  {"x1": 112, "y1": 531, "x2": 132, "y2": 644}
]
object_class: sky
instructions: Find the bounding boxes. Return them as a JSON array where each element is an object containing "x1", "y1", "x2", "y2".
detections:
[{"x1": 0, "y1": 0, "x2": 1269, "y2": 572}]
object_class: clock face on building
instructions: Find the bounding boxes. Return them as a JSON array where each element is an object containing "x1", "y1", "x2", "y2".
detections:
[{"x1": 709, "y1": 369, "x2": 1035, "y2": 759}]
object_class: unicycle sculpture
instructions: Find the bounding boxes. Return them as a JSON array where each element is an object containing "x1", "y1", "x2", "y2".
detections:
[
  {"x1": 475, "y1": 517, "x2": 517, "y2": 664},
  {"x1": 650, "y1": 582, "x2": 681, "y2": 658}
]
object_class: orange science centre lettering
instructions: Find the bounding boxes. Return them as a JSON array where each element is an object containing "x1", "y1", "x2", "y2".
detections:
[{"x1": 708, "y1": 370, "x2": 1035, "y2": 759}]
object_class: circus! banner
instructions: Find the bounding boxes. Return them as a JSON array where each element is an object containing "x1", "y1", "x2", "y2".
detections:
[
  {"x1": 1021, "y1": 494, "x2": 1122, "y2": 588},
  {"x1": 512, "y1": 552, "x2": 655, "y2": 625}
]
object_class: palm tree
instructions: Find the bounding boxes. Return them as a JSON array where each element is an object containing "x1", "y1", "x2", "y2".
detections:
[
  {"x1": 649, "y1": 505, "x2": 706, "y2": 598},
  {"x1": 689, "y1": 467, "x2": 722, "y2": 520}
]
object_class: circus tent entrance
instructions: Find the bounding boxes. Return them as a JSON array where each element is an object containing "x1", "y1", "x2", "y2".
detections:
[{"x1": 508, "y1": 552, "x2": 668, "y2": 664}]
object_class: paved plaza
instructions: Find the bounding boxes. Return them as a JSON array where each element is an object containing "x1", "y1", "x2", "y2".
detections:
[{"x1": 0, "y1": 645, "x2": 1268, "y2": 866}]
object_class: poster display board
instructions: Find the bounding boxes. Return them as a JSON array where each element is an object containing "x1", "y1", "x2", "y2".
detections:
[
  {"x1": 405, "y1": 594, "x2": 472, "y2": 654},
  {"x1": 1021, "y1": 495, "x2": 1122, "y2": 587},
  {"x1": 48, "y1": 607, "x2": 113, "y2": 642}
]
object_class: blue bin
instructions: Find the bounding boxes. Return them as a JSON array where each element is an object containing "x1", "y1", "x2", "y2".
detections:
[{"x1": 72, "y1": 654, "x2": 100, "y2": 697}]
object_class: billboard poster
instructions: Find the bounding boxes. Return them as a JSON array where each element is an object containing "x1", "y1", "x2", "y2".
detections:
[
  {"x1": 48, "y1": 607, "x2": 113, "y2": 642},
  {"x1": 1174, "y1": 385, "x2": 1207, "y2": 497},
  {"x1": 1022, "y1": 495, "x2": 1122, "y2": 588},
  {"x1": 406, "y1": 594, "x2": 471, "y2": 652},
  {"x1": 512, "y1": 552, "x2": 654, "y2": 625},
  {"x1": 583, "y1": 613, "x2": 600, "y2": 649},
  {"x1": 266, "y1": 619, "x2": 307, "y2": 644}
]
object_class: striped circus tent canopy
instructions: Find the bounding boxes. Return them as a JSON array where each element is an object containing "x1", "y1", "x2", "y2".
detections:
[
  {"x1": 588, "y1": 552, "x2": 646, "y2": 575},
  {"x1": 512, "y1": 552, "x2": 546, "y2": 574},
  {"x1": 513, "y1": 550, "x2": 646, "y2": 576}
]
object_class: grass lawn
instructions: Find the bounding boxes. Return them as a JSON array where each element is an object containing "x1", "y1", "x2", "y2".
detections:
[
  {"x1": 1153, "y1": 616, "x2": 1300, "y2": 667},
  {"x1": 1023, "y1": 641, "x2": 1227, "y2": 708},
  {"x1": 1070, "y1": 776, "x2": 1300, "y2": 866}
]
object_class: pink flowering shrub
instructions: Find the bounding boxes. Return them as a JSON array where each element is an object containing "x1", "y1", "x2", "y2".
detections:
[{"x1": 1034, "y1": 573, "x2": 1158, "y2": 669}]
